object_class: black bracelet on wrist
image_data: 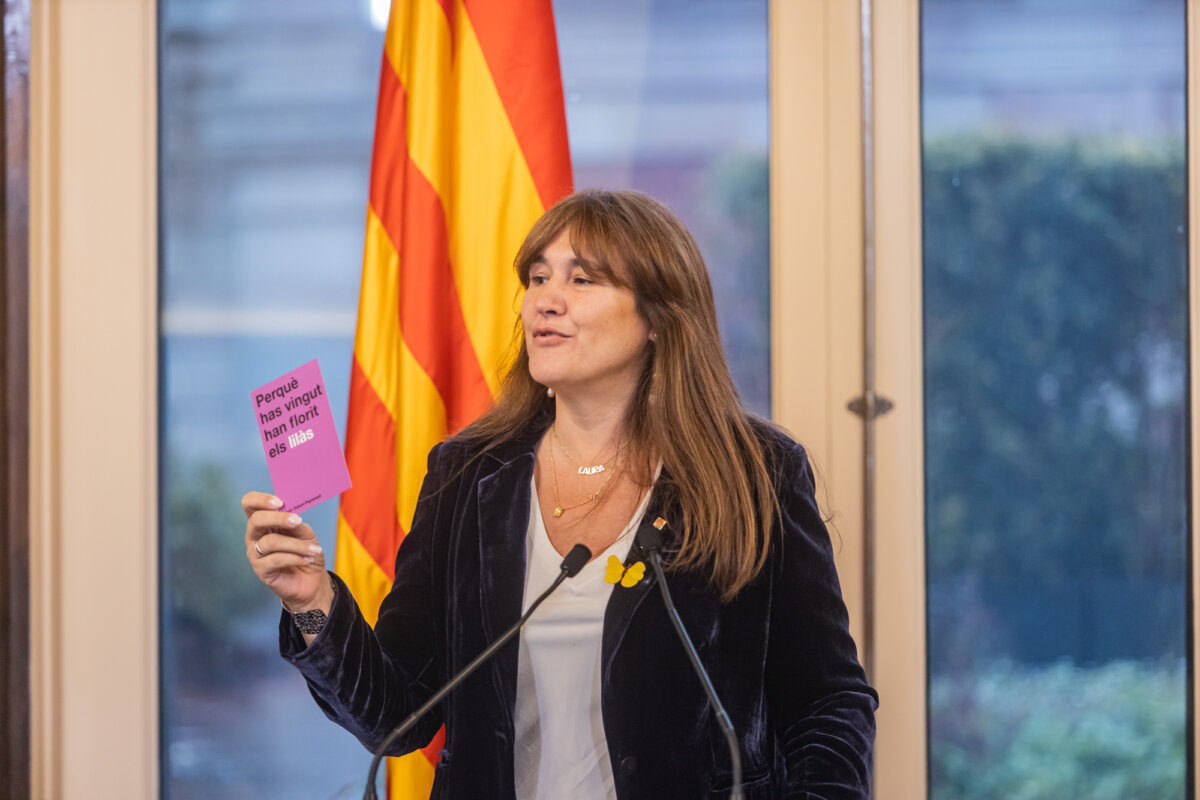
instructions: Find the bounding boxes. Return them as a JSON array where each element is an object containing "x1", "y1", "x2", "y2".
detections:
[
  {"x1": 291, "y1": 608, "x2": 328, "y2": 635},
  {"x1": 286, "y1": 573, "x2": 334, "y2": 635}
]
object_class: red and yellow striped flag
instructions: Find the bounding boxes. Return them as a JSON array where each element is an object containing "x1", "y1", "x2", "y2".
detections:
[{"x1": 335, "y1": 0, "x2": 572, "y2": 795}]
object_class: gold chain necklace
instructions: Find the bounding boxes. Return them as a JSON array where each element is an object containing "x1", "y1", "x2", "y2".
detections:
[
  {"x1": 552, "y1": 421, "x2": 623, "y2": 475},
  {"x1": 549, "y1": 432, "x2": 619, "y2": 517}
]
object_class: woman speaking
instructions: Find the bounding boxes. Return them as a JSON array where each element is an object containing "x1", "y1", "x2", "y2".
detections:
[{"x1": 243, "y1": 190, "x2": 877, "y2": 799}]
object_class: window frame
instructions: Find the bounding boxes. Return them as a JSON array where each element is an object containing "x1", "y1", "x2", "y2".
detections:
[
  {"x1": 771, "y1": 0, "x2": 925, "y2": 795},
  {"x1": 869, "y1": 0, "x2": 927, "y2": 795},
  {"x1": 29, "y1": 0, "x2": 159, "y2": 796},
  {"x1": 784, "y1": 0, "x2": 1200, "y2": 796}
]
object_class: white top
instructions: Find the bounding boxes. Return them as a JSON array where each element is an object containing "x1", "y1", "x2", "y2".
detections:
[{"x1": 513, "y1": 479, "x2": 652, "y2": 800}]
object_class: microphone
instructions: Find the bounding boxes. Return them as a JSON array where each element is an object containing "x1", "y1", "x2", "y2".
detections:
[
  {"x1": 636, "y1": 518, "x2": 743, "y2": 800},
  {"x1": 363, "y1": 543, "x2": 592, "y2": 800}
]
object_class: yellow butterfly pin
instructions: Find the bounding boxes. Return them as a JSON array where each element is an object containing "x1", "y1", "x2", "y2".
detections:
[{"x1": 604, "y1": 554, "x2": 646, "y2": 588}]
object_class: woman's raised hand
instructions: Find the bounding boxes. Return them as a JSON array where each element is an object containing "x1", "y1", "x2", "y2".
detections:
[{"x1": 242, "y1": 491, "x2": 333, "y2": 614}]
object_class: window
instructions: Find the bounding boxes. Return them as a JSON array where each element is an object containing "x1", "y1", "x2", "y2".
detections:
[{"x1": 921, "y1": 2, "x2": 1188, "y2": 796}]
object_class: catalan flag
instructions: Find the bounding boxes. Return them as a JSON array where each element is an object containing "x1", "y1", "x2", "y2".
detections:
[{"x1": 335, "y1": 0, "x2": 572, "y2": 795}]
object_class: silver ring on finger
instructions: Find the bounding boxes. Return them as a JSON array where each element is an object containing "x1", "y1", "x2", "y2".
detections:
[{"x1": 254, "y1": 541, "x2": 265, "y2": 557}]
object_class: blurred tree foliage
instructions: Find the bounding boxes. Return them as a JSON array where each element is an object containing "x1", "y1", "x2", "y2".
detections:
[
  {"x1": 930, "y1": 660, "x2": 1185, "y2": 800},
  {"x1": 702, "y1": 152, "x2": 771, "y2": 416},
  {"x1": 923, "y1": 135, "x2": 1187, "y2": 665},
  {"x1": 165, "y1": 459, "x2": 267, "y2": 632},
  {"x1": 164, "y1": 458, "x2": 277, "y2": 687}
]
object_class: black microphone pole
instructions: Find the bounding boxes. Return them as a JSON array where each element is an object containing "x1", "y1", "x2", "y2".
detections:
[
  {"x1": 363, "y1": 543, "x2": 592, "y2": 800},
  {"x1": 636, "y1": 519, "x2": 743, "y2": 800}
]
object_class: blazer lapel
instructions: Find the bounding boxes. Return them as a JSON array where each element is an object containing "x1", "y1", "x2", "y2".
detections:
[
  {"x1": 473, "y1": 440, "x2": 537, "y2": 720},
  {"x1": 601, "y1": 490, "x2": 677, "y2": 680}
]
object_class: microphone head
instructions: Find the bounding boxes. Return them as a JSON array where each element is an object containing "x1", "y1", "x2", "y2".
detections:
[
  {"x1": 636, "y1": 519, "x2": 665, "y2": 552},
  {"x1": 562, "y1": 543, "x2": 592, "y2": 577}
]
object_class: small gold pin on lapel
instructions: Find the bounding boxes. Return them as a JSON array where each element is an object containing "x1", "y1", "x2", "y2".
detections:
[{"x1": 653, "y1": 517, "x2": 667, "y2": 530}]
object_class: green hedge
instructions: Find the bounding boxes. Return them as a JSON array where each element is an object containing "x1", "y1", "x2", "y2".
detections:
[
  {"x1": 924, "y1": 135, "x2": 1187, "y2": 664},
  {"x1": 931, "y1": 660, "x2": 1185, "y2": 800}
]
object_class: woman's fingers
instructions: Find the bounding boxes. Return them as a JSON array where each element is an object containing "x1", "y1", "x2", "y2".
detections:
[
  {"x1": 252, "y1": 550, "x2": 318, "y2": 571},
  {"x1": 247, "y1": 515, "x2": 318, "y2": 561},
  {"x1": 252, "y1": 530, "x2": 324, "y2": 560},
  {"x1": 247, "y1": 521, "x2": 327, "y2": 602},
  {"x1": 247, "y1": 508, "x2": 304, "y2": 532},
  {"x1": 241, "y1": 492, "x2": 329, "y2": 610},
  {"x1": 245, "y1": 508, "x2": 307, "y2": 543},
  {"x1": 252, "y1": 554, "x2": 319, "y2": 574},
  {"x1": 241, "y1": 491, "x2": 284, "y2": 518}
]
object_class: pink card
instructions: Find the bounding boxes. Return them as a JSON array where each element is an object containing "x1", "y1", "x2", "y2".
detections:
[{"x1": 251, "y1": 359, "x2": 352, "y2": 514}]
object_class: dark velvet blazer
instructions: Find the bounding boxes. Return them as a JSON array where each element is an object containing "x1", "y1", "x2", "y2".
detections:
[{"x1": 281, "y1": 420, "x2": 877, "y2": 799}]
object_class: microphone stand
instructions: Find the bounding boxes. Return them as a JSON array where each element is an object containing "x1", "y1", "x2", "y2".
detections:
[
  {"x1": 637, "y1": 519, "x2": 744, "y2": 800},
  {"x1": 363, "y1": 543, "x2": 592, "y2": 800}
]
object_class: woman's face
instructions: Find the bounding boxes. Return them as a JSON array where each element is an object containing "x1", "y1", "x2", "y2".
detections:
[{"x1": 522, "y1": 229, "x2": 651, "y2": 402}]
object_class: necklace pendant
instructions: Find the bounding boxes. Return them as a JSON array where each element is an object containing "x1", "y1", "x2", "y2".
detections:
[
  {"x1": 553, "y1": 506, "x2": 564, "y2": 518},
  {"x1": 577, "y1": 464, "x2": 605, "y2": 476}
]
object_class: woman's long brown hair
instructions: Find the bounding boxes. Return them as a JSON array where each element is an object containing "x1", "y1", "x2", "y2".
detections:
[{"x1": 458, "y1": 190, "x2": 778, "y2": 601}]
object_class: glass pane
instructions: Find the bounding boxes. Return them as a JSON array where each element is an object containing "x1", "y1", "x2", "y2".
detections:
[
  {"x1": 158, "y1": 2, "x2": 381, "y2": 797},
  {"x1": 158, "y1": 0, "x2": 769, "y2": 796},
  {"x1": 921, "y1": 2, "x2": 1188, "y2": 798},
  {"x1": 555, "y1": 0, "x2": 770, "y2": 414}
]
